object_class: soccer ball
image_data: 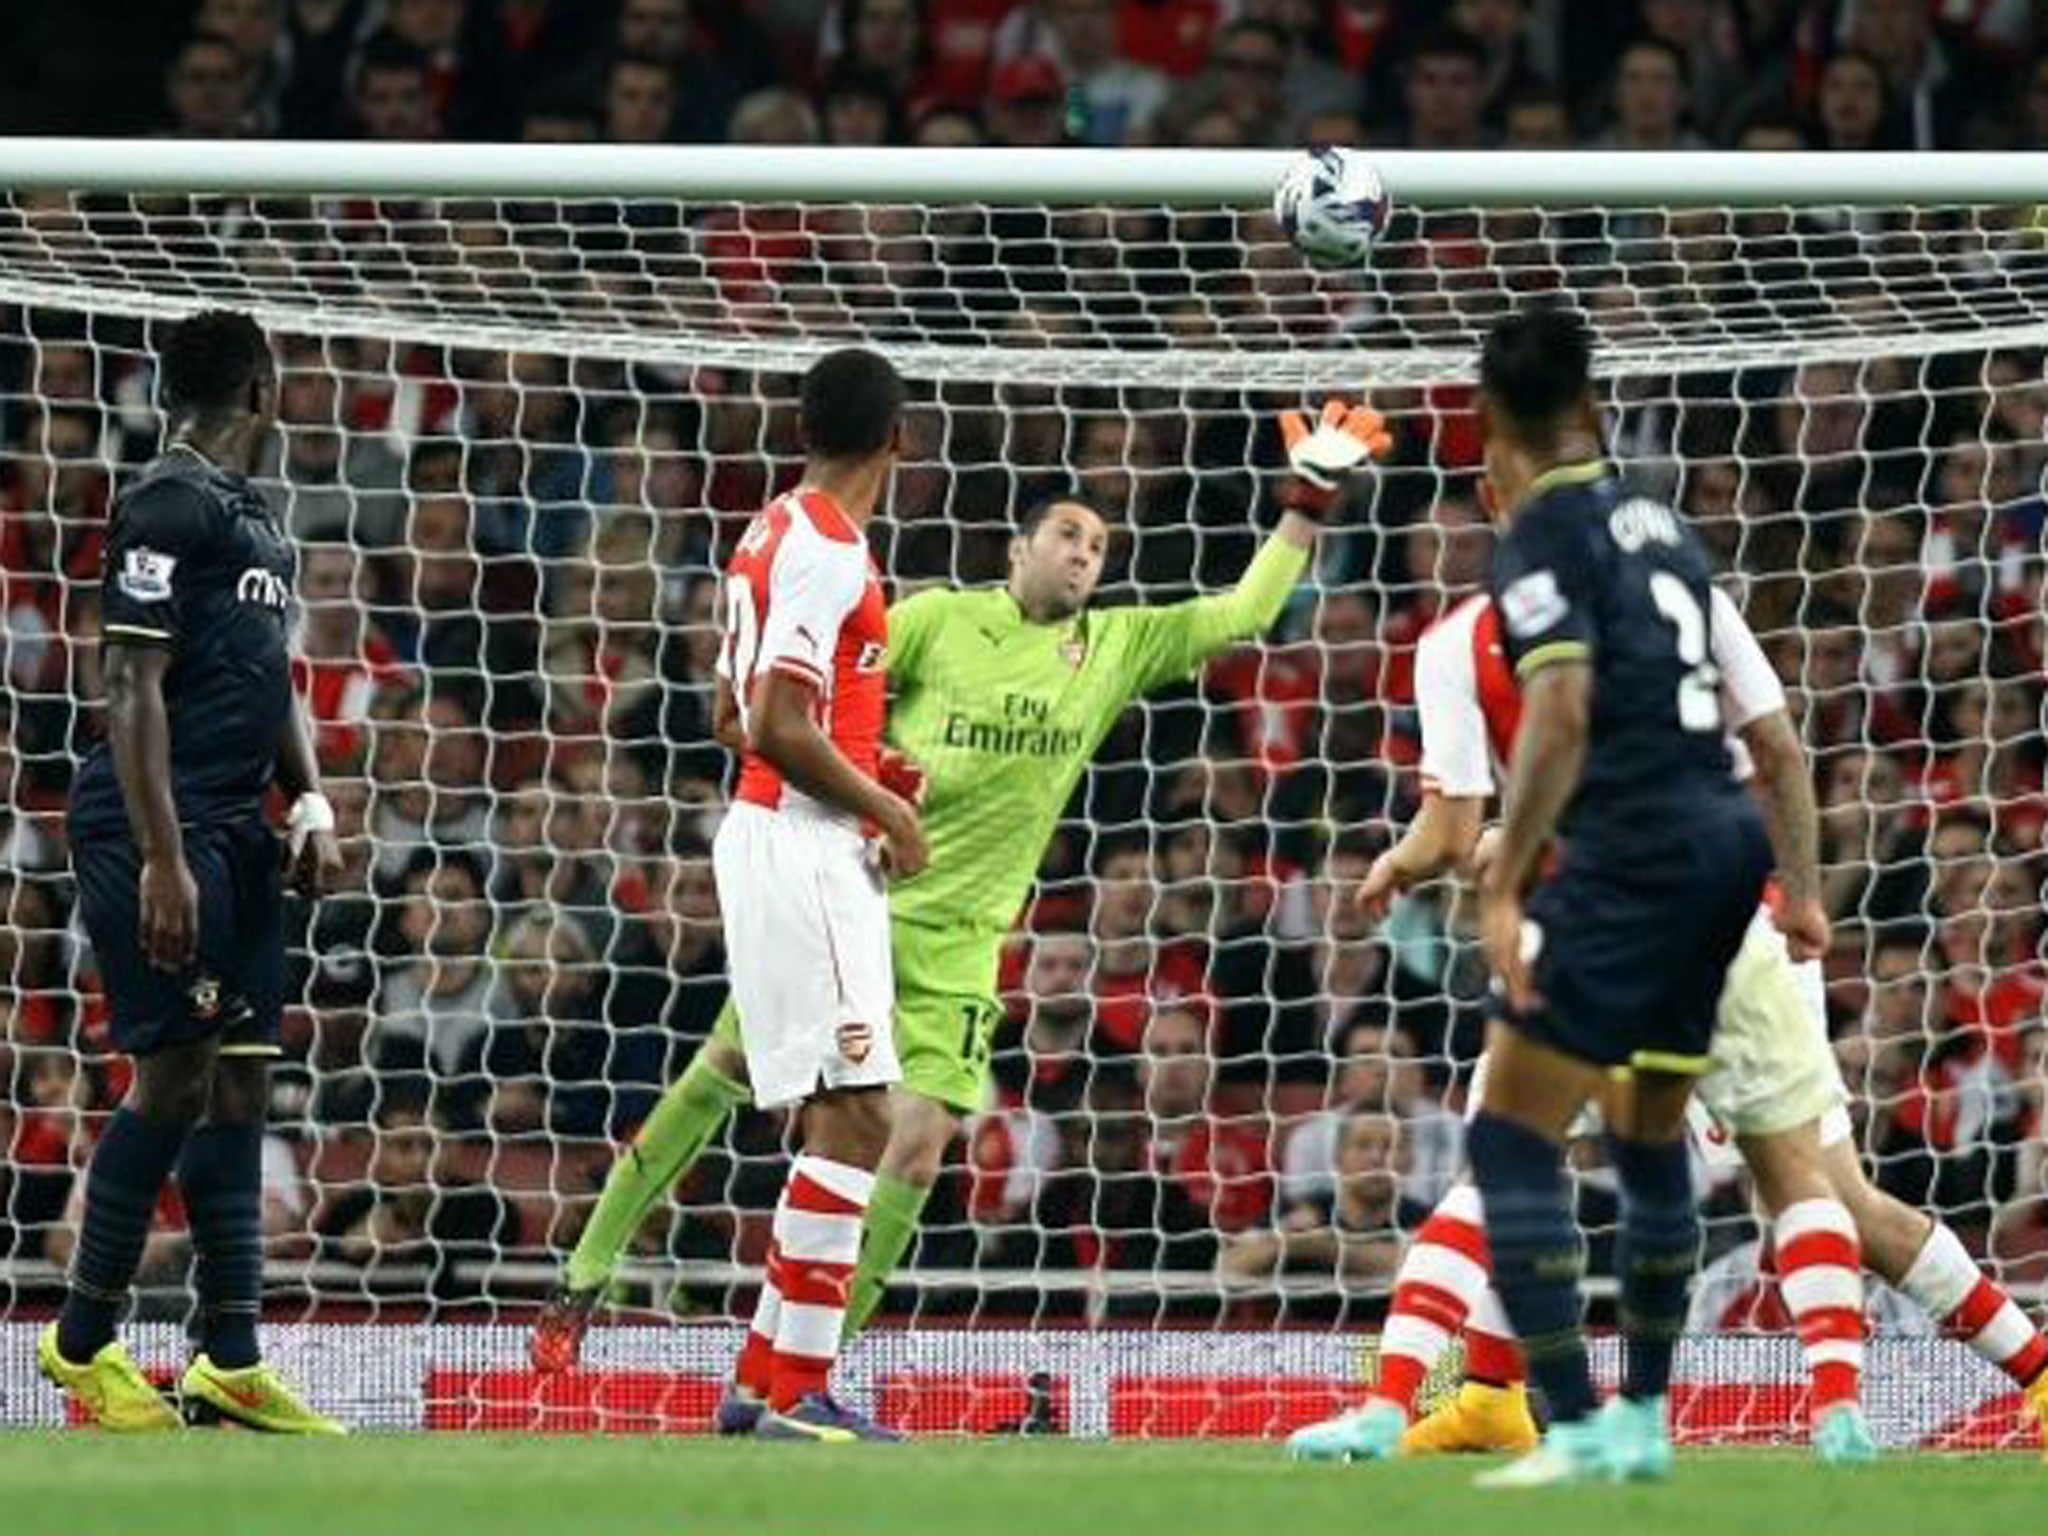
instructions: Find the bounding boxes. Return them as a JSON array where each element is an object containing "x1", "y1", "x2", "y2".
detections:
[{"x1": 1271, "y1": 146, "x2": 1389, "y2": 270}]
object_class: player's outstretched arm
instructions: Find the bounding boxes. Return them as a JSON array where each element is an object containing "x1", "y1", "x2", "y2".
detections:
[
  {"x1": 103, "y1": 643, "x2": 196, "y2": 972},
  {"x1": 1116, "y1": 399, "x2": 1392, "y2": 696},
  {"x1": 1357, "y1": 793, "x2": 1486, "y2": 924},
  {"x1": 1480, "y1": 660, "x2": 1590, "y2": 1010},
  {"x1": 1740, "y1": 708, "x2": 1828, "y2": 961},
  {"x1": 750, "y1": 670, "x2": 927, "y2": 877}
]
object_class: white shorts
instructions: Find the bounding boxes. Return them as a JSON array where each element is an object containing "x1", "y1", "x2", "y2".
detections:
[
  {"x1": 712, "y1": 800, "x2": 900, "y2": 1110},
  {"x1": 1691, "y1": 908, "x2": 1852, "y2": 1164}
]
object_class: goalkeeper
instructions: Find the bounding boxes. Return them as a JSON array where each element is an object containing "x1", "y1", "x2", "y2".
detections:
[{"x1": 532, "y1": 400, "x2": 1392, "y2": 1395}]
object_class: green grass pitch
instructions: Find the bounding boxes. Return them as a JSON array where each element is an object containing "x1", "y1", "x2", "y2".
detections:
[{"x1": 0, "y1": 1435, "x2": 2036, "y2": 1535}]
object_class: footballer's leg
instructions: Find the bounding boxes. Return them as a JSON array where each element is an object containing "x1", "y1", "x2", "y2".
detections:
[
  {"x1": 531, "y1": 1021, "x2": 753, "y2": 1374},
  {"x1": 1825, "y1": 1137, "x2": 2048, "y2": 1457},
  {"x1": 176, "y1": 823, "x2": 342, "y2": 1434},
  {"x1": 841, "y1": 970, "x2": 997, "y2": 1337},
  {"x1": 1465, "y1": 1023, "x2": 1617, "y2": 1489},
  {"x1": 1288, "y1": 1180, "x2": 1534, "y2": 1462},
  {"x1": 1733, "y1": 1124, "x2": 1874, "y2": 1464},
  {"x1": 43, "y1": 1038, "x2": 209, "y2": 1433},
  {"x1": 44, "y1": 830, "x2": 215, "y2": 1432},
  {"x1": 717, "y1": 803, "x2": 905, "y2": 1444},
  {"x1": 1704, "y1": 911, "x2": 1875, "y2": 1461},
  {"x1": 178, "y1": 1051, "x2": 339, "y2": 1435},
  {"x1": 750, "y1": 1086, "x2": 907, "y2": 1443},
  {"x1": 842, "y1": 1088, "x2": 955, "y2": 1336}
]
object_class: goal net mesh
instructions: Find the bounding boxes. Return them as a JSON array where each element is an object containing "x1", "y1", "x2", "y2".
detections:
[{"x1": 1, "y1": 184, "x2": 2045, "y2": 1445}]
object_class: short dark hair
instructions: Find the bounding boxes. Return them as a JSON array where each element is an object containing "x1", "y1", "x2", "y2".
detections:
[
  {"x1": 799, "y1": 347, "x2": 905, "y2": 460},
  {"x1": 607, "y1": 49, "x2": 675, "y2": 85},
  {"x1": 1016, "y1": 491, "x2": 1108, "y2": 539},
  {"x1": 160, "y1": 309, "x2": 271, "y2": 420},
  {"x1": 355, "y1": 29, "x2": 429, "y2": 85},
  {"x1": 1406, "y1": 26, "x2": 1488, "y2": 72},
  {"x1": 1478, "y1": 303, "x2": 1593, "y2": 444}
]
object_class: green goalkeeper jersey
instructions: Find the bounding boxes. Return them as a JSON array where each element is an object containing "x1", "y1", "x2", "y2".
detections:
[{"x1": 882, "y1": 534, "x2": 1311, "y2": 941}]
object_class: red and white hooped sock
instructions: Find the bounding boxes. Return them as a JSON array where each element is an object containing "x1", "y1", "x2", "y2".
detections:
[
  {"x1": 1377, "y1": 1181, "x2": 1493, "y2": 1416},
  {"x1": 768, "y1": 1154, "x2": 875, "y2": 1411},
  {"x1": 1463, "y1": 1284, "x2": 1525, "y2": 1388},
  {"x1": 1899, "y1": 1222, "x2": 2048, "y2": 1388},
  {"x1": 1774, "y1": 1197, "x2": 1866, "y2": 1418},
  {"x1": 734, "y1": 1244, "x2": 783, "y2": 1399}
]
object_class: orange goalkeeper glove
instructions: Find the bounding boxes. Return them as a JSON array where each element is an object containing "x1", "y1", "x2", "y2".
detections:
[{"x1": 1278, "y1": 397, "x2": 1394, "y2": 518}]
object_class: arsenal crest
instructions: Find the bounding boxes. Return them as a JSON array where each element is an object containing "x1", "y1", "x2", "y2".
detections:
[
  {"x1": 836, "y1": 1021, "x2": 874, "y2": 1065},
  {"x1": 1060, "y1": 638, "x2": 1086, "y2": 669}
]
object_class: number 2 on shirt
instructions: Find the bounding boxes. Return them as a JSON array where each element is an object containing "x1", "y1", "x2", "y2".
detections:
[{"x1": 1649, "y1": 571, "x2": 1720, "y2": 734}]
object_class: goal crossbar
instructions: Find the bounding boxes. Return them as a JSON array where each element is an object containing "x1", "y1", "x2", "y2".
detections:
[{"x1": 2, "y1": 140, "x2": 2048, "y2": 207}]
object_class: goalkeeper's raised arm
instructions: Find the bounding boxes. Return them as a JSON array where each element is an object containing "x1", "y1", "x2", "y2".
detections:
[{"x1": 1104, "y1": 398, "x2": 1394, "y2": 698}]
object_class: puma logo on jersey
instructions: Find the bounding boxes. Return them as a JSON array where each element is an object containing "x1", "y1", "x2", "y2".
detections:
[{"x1": 237, "y1": 568, "x2": 291, "y2": 611}]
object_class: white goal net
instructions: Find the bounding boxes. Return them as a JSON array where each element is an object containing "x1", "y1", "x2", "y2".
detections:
[{"x1": 2, "y1": 148, "x2": 2046, "y2": 1445}]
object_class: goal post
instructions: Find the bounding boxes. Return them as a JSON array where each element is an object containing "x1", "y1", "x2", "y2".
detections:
[{"x1": 0, "y1": 141, "x2": 2045, "y2": 1445}]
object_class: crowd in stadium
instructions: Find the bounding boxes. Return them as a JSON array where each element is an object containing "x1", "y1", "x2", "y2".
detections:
[
  {"x1": 0, "y1": 0, "x2": 2045, "y2": 1323},
  {"x1": 7, "y1": 0, "x2": 2048, "y2": 153}
]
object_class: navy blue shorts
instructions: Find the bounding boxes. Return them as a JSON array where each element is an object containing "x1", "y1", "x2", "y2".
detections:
[
  {"x1": 1502, "y1": 796, "x2": 1773, "y2": 1073},
  {"x1": 72, "y1": 817, "x2": 284, "y2": 1058}
]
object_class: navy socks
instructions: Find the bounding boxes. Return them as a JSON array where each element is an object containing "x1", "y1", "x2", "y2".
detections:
[
  {"x1": 178, "y1": 1121, "x2": 265, "y2": 1369},
  {"x1": 1608, "y1": 1135, "x2": 1699, "y2": 1403},
  {"x1": 1466, "y1": 1110, "x2": 1597, "y2": 1424},
  {"x1": 56, "y1": 1108, "x2": 189, "y2": 1364}
]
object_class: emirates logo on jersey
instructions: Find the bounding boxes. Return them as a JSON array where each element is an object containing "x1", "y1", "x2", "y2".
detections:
[{"x1": 836, "y1": 1021, "x2": 875, "y2": 1065}]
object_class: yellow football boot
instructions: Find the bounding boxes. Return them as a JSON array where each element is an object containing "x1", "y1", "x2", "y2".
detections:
[
  {"x1": 180, "y1": 1356, "x2": 348, "y2": 1435},
  {"x1": 2025, "y1": 1370, "x2": 2048, "y2": 1461},
  {"x1": 1400, "y1": 1380, "x2": 1540, "y2": 1456},
  {"x1": 37, "y1": 1325, "x2": 182, "y2": 1432}
]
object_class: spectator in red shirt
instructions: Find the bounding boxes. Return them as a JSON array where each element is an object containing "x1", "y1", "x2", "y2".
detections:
[
  {"x1": 1140, "y1": 1001, "x2": 1271, "y2": 1235},
  {"x1": 1088, "y1": 837, "x2": 1209, "y2": 1052},
  {"x1": 1117, "y1": 0, "x2": 1231, "y2": 79},
  {"x1": 987, "y1": 55, "x2": 1074, "y2": 146},
  {"x1": 293, "y1": 544, "x2": 408, "y2": 771},
  {"x1": 1165, "y1": 18, "x2": 1294, "y2": 147},
  {"x1": 1990, "y1": 1025, "x2": 2048, "y2": 1280}
]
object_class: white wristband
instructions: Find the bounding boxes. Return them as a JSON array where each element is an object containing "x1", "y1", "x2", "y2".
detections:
[{"x1": 286, "y1": 791, "x2": 336, "y2": 860}]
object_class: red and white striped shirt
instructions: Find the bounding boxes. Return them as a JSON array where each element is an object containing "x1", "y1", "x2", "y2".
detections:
[
  {"x1": 718, "y1": 489, "x2": 887, "y2": 816},
  {"x1": 1415, "y1": 585, "x2": 1786, "y2": 799}
]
